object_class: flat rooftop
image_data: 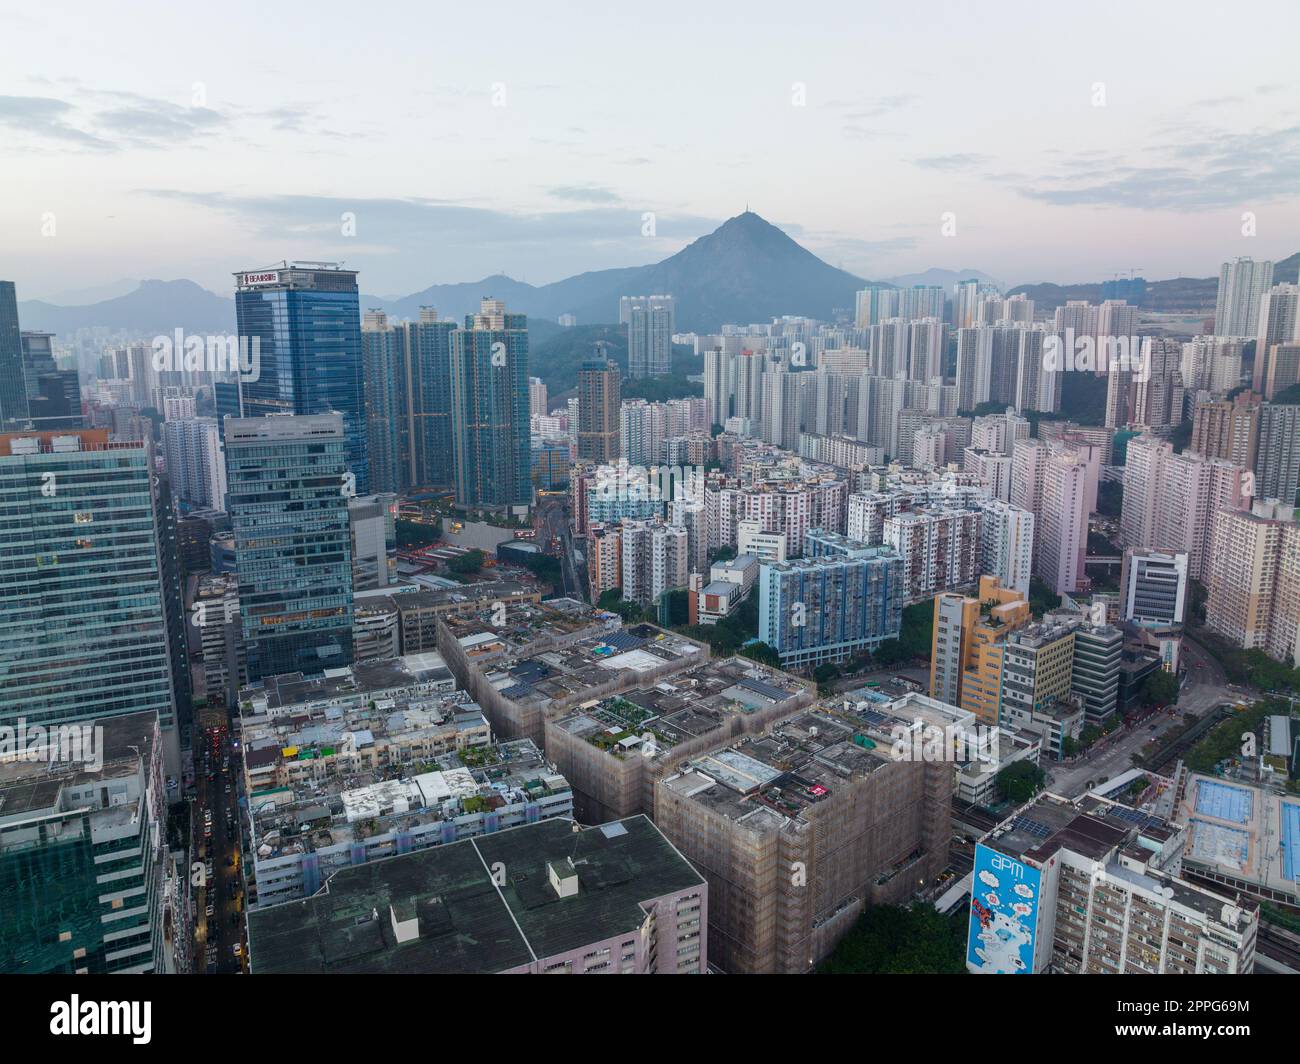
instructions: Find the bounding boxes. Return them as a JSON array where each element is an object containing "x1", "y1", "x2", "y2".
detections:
[
  {"x1": 0, "y1": 710, "x2": 157, "y2": 818},
  {"x1": 248, "y1": 815, "x2": 704, "y2": 973},
  {"x1": 981, "y1": 791, "x2": 1257, "y2": 922},
  {"x1": 981, "y1": 797, "x2": 1103, "y2": 862},
  {"x1": 241, "y1": 688, "x2": 485, "y2": 782},
  {"x1": 386, "y1": 579, "x2": 540, "y2": 613},
  {"x1": 440, "y1": 599, "x2": 620, "y2": 661},
  {"x1": 247, "y1": 737, "x2": 565, "y2": 859},
  {"x1": 474, "y1": 623, "x2": 707, "y2": 711},
  {"x1": 1177, "y1": 772, "x2": 1300, "y2": 900},
  {"x1": 661, "y1": 705, "x2": 897, "y2": 830},
  {"x1": 551, "y1": 657, "x2": 809, "y2": 764},
  {"x1": 240, "y1": 653, "x2": 455, "y2": 714}
]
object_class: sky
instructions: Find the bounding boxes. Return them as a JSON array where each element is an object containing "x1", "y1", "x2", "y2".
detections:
[{"x1": 3, "y1": 0, "x2": 1299, "y2": 303}]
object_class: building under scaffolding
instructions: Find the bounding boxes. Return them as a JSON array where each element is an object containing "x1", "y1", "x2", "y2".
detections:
[{"x1": 655, "y1": 699, "x2": 957, "y2": 973}]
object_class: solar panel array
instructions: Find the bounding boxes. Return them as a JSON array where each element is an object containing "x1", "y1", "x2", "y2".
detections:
[
  {"x1": 601, "y1": 631, "x2": 647, "y2": 652},
  {"x1": 1010, "y1": 815, "x2": 1053, "y2": 839}
]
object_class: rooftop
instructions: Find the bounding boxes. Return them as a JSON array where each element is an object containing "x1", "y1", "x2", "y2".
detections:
[
  {"x1": 247, "y1": 736, "x2": 567, "y2": 860},
  {"x1": 455, "y1": 615, "x2": 708, "y2": 712},
  {"x1": 247, "y1": 816, "x2": 704, "y2": 973},
  {"x1": 981, "y1": 792, "x2": 1257, "y2": 922},
  {"x1": 1177, "y1": 773, "x2": 1300, "y2": 901},
  {"x1": 0, "y1": 711, "x2": 158, "y2": 834},
  {"x1": 239, "y1": 653, "x2": 456, "y2": 717},
  {"x1": 552, "y1": 657, "x2": 810, "y2": 764},
  {"x1": 660, "y1": 696, "x2": 954, "y2": 831}
]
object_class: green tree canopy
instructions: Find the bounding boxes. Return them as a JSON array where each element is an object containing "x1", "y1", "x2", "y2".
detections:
[{"x1": 996, "y1": 760, "x2": 1046, "y2": 804}]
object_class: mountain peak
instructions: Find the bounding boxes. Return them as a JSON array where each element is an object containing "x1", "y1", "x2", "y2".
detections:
[{"x1": 699, "y1": 210, "x2": 795, "y2": 247}]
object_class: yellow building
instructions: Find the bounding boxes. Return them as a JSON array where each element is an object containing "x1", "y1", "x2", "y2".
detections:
[{"x1": 929, "y1": 575, "x2": 1030, "y2": 725}]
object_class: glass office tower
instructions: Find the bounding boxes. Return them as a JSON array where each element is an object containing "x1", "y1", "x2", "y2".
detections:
[
  {"x1": 0, "y1": 430, "x2": 179, "y2": 747},
  {"x1": 0, "y1": 711, "x2": 166, "y2": 974},
  {"x1": 234, "y1": 263, "x2": 368, "y2": 493},
  {"x1": 450, "y1": 299, "x2": 531, "y2": 512},
  {"x1": 224, "y1": 413, "x2": 354, "y2": 682},
  {"x1": 0, "y1": 281, "x2": 28, "y2": 429},
  {"x1": 21, "y1": 331, "x2": 82, "y2": 429},
  {"x1": 361, "y1": 309, "x2": 403, "y2": 494},
  {"x1": 402, "y1": 309, "x2": 457, "y2": 491}
]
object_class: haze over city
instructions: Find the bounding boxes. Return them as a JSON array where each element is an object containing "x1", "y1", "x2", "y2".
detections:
[{"x1": 3, "y1": 0, "x2": 1300, "y2": 300}]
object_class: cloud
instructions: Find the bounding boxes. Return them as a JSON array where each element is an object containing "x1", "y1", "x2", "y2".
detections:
[
  {"x1": 831, "y1": 93, "x2": 918, "y2": 140},
  {"x1": 547, "y1": 185, "x2": 622, "y2": 204},
  {"x1": 0, "y1": 88, "x2": 334, "y2": 152},
  {"x1": 912, "y1": 153, "x2": 992, "y2": 171},
  {"x1": 0, "y1": 95, "x2": 114, "y2": 149},
  {"x1": 1014, "y1": 123, "x2": 1300, "y2": 210},
  {"x1": 94, "y1": 103, "x2": 225, "y2": 145},
  {"x1": 135, "y1": 190, "x2": 721, "y2": 288},
  {"x1": 832, "y1": 93, "x2": 919, "y2": 120}
]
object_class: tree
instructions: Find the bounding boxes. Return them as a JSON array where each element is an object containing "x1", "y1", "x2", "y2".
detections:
[
  {"x1": 873, "y1": 638, "x2": 911, "y2": 666},
  {"x1": 621, "y1": 375, "x2": 701, "y2": 402},
  {"x1": 812, "y1": 663, "x2": 841, "y2": 693},
  {"x1": 996, "y1": 760, "x2": 1046, "y2": 804},
  {"x1": 1140, "y1": 669, "x2": 1180, "y2": 708},
  {"x1": 1096, "y1": 479, "x2": 1123, "y2": 518},
  {"x1": 740, "y1": 641, "x2": 782, "y2": 668},
  {"x1": 661, "y1": 587, "x2": 690, "y2": 627},
  {"x1": 1028, "y1": 576, "x2": 1061, "y2": 617},
  {"x1": 448, "y1": 549, "x2": 484, "y2": 575},
  {"x1": 596, "y1": 586, "x2": 644, "y2": 623},
  {"x1": 819, "y1": 904, "x2": 967, "y2": 974},
  {"x1": 519, "y1": 551, "x2": 561, "y2": 588},
  {"x1": 397, "y1": 516, "x2": 441, "y2": 548},
  {"x1": 899, "y1": 599, "x2": 935, "y2": 658}
]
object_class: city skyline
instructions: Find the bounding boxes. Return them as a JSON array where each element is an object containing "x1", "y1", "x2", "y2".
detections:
[{"x1": 4, "y1": 1, "x2": 1300, "y2": 999}]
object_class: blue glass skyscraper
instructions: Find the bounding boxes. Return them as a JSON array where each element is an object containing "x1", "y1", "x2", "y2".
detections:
[
  {"x1": 224, "y1": 413, "x2": 354, "y2": 682},
  {"x1": 361, "y1": 309, "x2": 404, "y2": 494},
  {"x1": 0, "y1": 429, "x2": 180, "y2": 763},
  {"x1": 0, "y1": 281, "x2": 28, "y2": 429},
  {"x1": 450, "y1": 299, "x2": 531, "y2": 512},
  {"x1": 402, "y1": 309, "x2": 458, "y2": 491},
  {"x1": 234, "y1": 263, "x2": 369, "y2": 493}
]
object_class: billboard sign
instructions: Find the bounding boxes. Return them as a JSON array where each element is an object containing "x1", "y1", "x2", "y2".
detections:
[{"x1": 966, "y1": 843, "x2": 1041, "y2": 973}]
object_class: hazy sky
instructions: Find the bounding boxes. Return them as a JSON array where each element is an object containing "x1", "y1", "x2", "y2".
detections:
[{"x1": 3, "y1": 0, "x2": 1299, "y2": 302}]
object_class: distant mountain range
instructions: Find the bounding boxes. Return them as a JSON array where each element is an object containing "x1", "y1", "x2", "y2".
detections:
[
  {"x1": 15, "y1": 213, "x2": 877, "y2": 339},
  {"x1": 1009, "y1": 252, "x2": 1300, "y2": 313},
  {"x1": 18, "y1": 279, "x2": 237, "y2": 337},
  {"x1": 886, "y1": 267, "x2": 1005, "y2": 290},
  {"x1": 16, "y1": 215, "x2": 1300, "y2": 340},
  {"x1": 375, "y1": 211, "x2": 875, "y2": 330}
]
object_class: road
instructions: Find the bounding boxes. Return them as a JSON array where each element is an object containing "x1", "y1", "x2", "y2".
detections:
[
  {"x1": 538, "y1": 499, "x2": 585, "y2": 601},
  {"x1": 1046, "y1": 637, "x2": 1240, "y2": 798},
  {"x1": 192, "y1": 722, "x2": 247, "y2": 974}
]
